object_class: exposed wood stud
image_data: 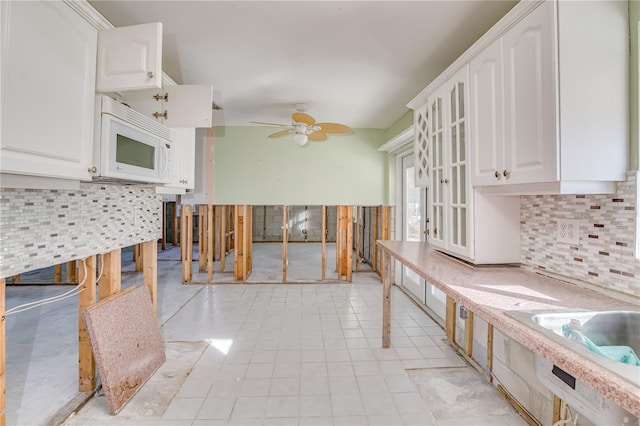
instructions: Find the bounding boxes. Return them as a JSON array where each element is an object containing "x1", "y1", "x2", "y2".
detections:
[
  {"x1": 67, "y1": 260, "x2": 77, "y2": 283},
  {"x1": 207, "y1": 205, "x2": 214, "y2": 282},
  {"x1": 198, "y1": 205, "x2": 207, "y2": 272},
  {"x1": 355, "y1": 206, "x2": 360, "y2": 272},
  {"x1": 142, "y1": 240, "x2": 158, "y2": 314},
  {"x1": 181, "y1": 206, "x2": 193, "y2": 282},
  {"x1": 134, "y1": 244, "x2": 143, "y2": 272},
  {"x1": 446, "y1": 296, "x2": 456, "y2": 343},
  {"x1": 282, "y1": 206, "x2": 287, "y2": 283},
  {"x1": 465, "y1": 310, "x2": 474, "y2": 357},
  {"x1": 552, "y1": 395, "x2": 562, "y2": 424},
  {"x1": 1, "y1": 278, "x2": 5, "y2": 426},
  {"x1": 172, "y1": 200, "x2": 178, "y2": 247},
  {"x1": 98, "y1": 249, "x2": 121, "y2": 300},
  {"x1": 220, "y1": 206, "x2": 226, "y2": 272},
  {"x1": 78, "y1": 255, "x2": 97, "y2": 392},
  {"x1": 161, "y1": 202, "x2": 166, "y2": 251},
  {"x1": 372, "y1": 207, "x2": 378, "y2": 272},
  {"x1": 382, "y1": 250, "x2": 391, "y2": 348},
  {"x1": 54, "y1": 264, "x2": 62, "y2": 283},
  {"x1": 346, "y1": 206, "x2": 353, "y2": 282},
  {"x1": 487, "y1": 323, "x2": 494, "y2": 380},
  {"x1": 10, "y1": 275, "x2": 19, "y2": 284},
  {"x1": 321, "y1": 205, "x2": 326, "y2": 281}
]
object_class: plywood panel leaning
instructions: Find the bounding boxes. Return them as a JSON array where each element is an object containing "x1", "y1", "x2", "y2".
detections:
[{"x1": 81, "y1": 285, "x2": 165, "y2": 415}]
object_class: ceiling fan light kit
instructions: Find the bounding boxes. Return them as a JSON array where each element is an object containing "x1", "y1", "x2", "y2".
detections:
[{"x1": 251, "y1": 105, "x2": 352, "y2": 147}]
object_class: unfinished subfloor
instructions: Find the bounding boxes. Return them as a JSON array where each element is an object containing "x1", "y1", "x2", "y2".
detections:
[{"x1": 6, "y1": 243, "x2": 526, "y2": 426}]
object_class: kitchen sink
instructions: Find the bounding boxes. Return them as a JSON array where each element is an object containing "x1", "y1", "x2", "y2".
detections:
[{"x1": 506, "y1": 307, "x2": 640, "y2": 424}]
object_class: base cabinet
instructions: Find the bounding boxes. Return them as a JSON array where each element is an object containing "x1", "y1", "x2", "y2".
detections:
[{"x1": 1, "y1": 1, "x2": 97, "y2": 183}]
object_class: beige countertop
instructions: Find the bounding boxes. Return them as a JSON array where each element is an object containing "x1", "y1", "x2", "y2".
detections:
[{"x1": 377, "y1": 240, "x2": 640, "y2": 417}]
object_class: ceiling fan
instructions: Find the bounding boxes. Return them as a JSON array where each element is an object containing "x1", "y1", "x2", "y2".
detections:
[{"x1": 251, "y1": 104, "x2": 352, "y2": 146}]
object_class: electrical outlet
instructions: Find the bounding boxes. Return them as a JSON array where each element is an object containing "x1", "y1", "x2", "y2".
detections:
[{"x1": 557, "y1": 219, "x2": 580, "y2": 245}]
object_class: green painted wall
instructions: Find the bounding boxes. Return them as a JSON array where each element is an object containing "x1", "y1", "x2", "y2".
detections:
[
  {"x1": 631, "y1": 0, "x2": 639, "y2": 170},
  {"x1": 385, "y1": 110, "x2": 413, "y2": 140},
  {"x1": 214, "y1": 126, "x2": 387, "y2": 205}
]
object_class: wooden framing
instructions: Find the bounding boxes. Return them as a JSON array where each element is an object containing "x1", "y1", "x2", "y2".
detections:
[
  {"x1": 198, "y1": 205, "x2": 207, "y2": 272},
  {"x1": 445, "y1": 296, "x2": 456, "y2": 343},
  {"x1": 78, "y1": 255, "x2": 97, "y2": 392},
  {"x1": 98, "y1": 249, "x2": 121, "y2": 300},
  {"x1": 161, "y1": 202, "x2": 166, "y2": 251},
  {"x1": 336, "y1": 205, "x2": 353, "y2": 281},
  {"x1": 552, "y1": 395, "x2": 562, "y2": 424},
  {"x1": 220, "y1": 205, "x2": 227, "y2": 272},
  {"x1": 487, "y1": 323, "x2": 494, "y2": 381},
  {"x1": 282, "y1": 206, "x2": 288, "y2": 282},
  {"x1": 207, "y1": 205, "x2": 214, "y2": 282},
  {"x1": 234, "y1": 205, "x2": 252, "y2": 281},
  {"x1": 54, "y1": 264, "x2": 62, "y2": 283},
  {"x1": 172, "y1": 200, "x2": 178, "y2": 247},
  {"x1": 321, "y1": 205, "x2": 326, "y2": 281},
  {"x1": 372, "y1": 207, "x2": 378, "y2": 272},
  {"x1": 10, "y1": 275, "x2": 19, "y2": 284},
  {"x1": 142, "y1": 240, "x2": 158, "y2": 314},
  {"x1": 1, "y1": 278, "x2": 5, "y2": 426},
  {"x1": 181, "y1": 205, "x2": 193, "y2": 282},
  {"x1": 355, "y1": 207, "x2": 360, "y2": 272},
  {"x1": 133, "y1": 244, "x2": 143, "y2": 272},
  {"x1": 66, "y1": 261, "x2": 77, "y2": 283},
  {"x1": 465, "y1": 310, "x2": 474, "y2": 357},
  {"x1": 382, "y1": 250, "x2": 391, "y2": 348}
]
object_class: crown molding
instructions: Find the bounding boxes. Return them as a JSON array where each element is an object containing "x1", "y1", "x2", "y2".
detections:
[{"x1": 378, "y1": 126, "x2": 414, "y2": 152}]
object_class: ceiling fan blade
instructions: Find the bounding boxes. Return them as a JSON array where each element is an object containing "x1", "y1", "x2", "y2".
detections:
[
  {"x1": 268, "y1": 129, "x2": 293, "y2": 138},
  {"x1": 308, "y1": 131, "x2": 328, "y2": 142},
  {"x1": 317, "y1": 123, "x2": 352, "y2": 134},
  {"x1": 251, "y1": 121, "x2": 291, "y2": 127},
  {"x1": 292, "y1": 112, "x2": 316, "y2": 126}
]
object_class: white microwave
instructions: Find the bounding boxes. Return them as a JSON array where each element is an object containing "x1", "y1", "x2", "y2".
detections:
[{"x1": 92, "y1": 95, "x2": 172, "y2": 183}]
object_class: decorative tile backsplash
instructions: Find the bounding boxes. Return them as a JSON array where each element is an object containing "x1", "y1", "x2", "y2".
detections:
[
  {"x1": 0, "y1": 183, "x2": 162, "y2": 279},
  {"x1": 520, "y1": 172, "x2": 639, "y2": 299}
]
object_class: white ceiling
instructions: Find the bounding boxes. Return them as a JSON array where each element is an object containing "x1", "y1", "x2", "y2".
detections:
[{"x1": 89, "y1": 1, "x2": 518, "y2": 130}]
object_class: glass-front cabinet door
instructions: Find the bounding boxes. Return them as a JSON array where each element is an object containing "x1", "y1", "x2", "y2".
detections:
[
  {"x1": 446, "y1": 69, "x2": 470, "y2": 258},
  {"x1": 427, "y1": 93, "x2": 445, "y2": 250}
]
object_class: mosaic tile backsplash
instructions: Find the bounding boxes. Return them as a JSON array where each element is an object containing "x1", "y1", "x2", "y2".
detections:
[
  {"x1": 0, "y1": 183, "x2": 162, "y2": 278},
  {"x1": 520, "y1": 171, "x2": 639, "y2": 299}
]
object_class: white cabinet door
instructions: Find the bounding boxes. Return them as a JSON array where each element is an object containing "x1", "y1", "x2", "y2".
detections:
[
  {"x1": 443, "y1": 66, "x2": 471, "y2": 259},
  {"x1": 122, "y1": 85, "x2": 213, "y2": 128},
  {"x1": 96, "y1": 22, "x2": 162, "y2": 92},
  {"x1": 503, "y1": 1, "x2": 557, "y2": 184},
  {"x1": 160, "y1": 127, "x2": 195, "y2": 193},
  {"x1": 413, "y1": 103, "x2": 430, "y2": 188},
  {"x1": 470, "y1": 39, "x2": 504, "y2": 186},
  {"x1": 427, "y1": 91, "x2": 446, "y2": 250},
  {"x1": 1, "y1": 1, "x2": 96, "y2": 181}
]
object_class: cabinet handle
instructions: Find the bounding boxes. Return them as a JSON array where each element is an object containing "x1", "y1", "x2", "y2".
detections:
[
  {"x1": 434, "y1": 227, "x2": 438, "y2": 236},
  {"x1": 494, "y1": 170, "x2": 501, "y2": 180},
  {"x1": 88, "y1": 166, "x2": 97, "y2": 174},
  {"x1": 146, "y1": 71, "x2": 154, "y2": 79},
  {"x1": 503, "y1": 169, "x2": 511, "y2": 178}
]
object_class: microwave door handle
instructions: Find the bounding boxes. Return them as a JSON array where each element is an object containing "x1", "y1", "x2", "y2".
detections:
[{"x1": 160, "y1": 144, "x2": 170, "y2": 179}]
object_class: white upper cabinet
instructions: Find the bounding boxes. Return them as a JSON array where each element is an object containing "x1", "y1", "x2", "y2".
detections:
[
  {"x1": 96, "y1": 22, "x2": 162, "y2": 92},
  {"x1": 469, "y1": 0, "x2": 628, "y2": 195},
  {"x1": 121, "y1": 85, "x2": 214, "y2": 128},
  {"x1": 413, "y1": 103, "x2": 430, "y2": 187},
  {"x1": 157, "y1": 127, "x2": 196, "y2": 194},
  {"x1": 1, "y1": 1, "x2": 97, "y2": 184}
]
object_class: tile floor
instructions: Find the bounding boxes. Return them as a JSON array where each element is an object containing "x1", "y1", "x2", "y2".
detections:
[
  {"x1": 6, "y1": 244, "x2": 525, "y2": 425},
  {"x1": 64, "y1": 266, "x2": 526, "y2": 425}
]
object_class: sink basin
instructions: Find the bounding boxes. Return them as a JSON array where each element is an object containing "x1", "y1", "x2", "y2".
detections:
[
  {"x1": 506, "y1": 307, "x2": 640, "y2": 424},
  {"x1": 506, "y1": 307, "x2": 640, "y2": 387}
]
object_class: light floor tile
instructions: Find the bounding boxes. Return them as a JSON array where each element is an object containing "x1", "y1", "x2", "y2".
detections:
[
  {"x1": 328, "y1": 376, "x2": 360, "y2": 395},
  {"x1": 393, "y1": 392, "x2": 428, "y2": 414},
  {"x1": 356, "y1": 375, "x2": 389, "y2": 394},
  {"x1": 230, "y1": 396, "x2": 267, "y2": 419},
  {"x1": 270, "y1": 377, "x2": 300, "y2": 396},
  {"x1": 265, "y1": 395, "x2": 300, "y2": 418},
  {"x1": 196, "y1": 397, "x2": 235, "y2": 420},
  {"x1": 300, "y1": 377, "x2": 330, "y2": 395},
  {"x1": 331, "y1": 394, "x2": 365, "y2": 417},
  {"x1": 362, "y1": 393, "x2": 398, "y2": 416},
  {"x1": 162, "y1": 397, "x2": 204, "y2": 420},
  {"x1": 299, "y1": 394, "x2": 332, "y2": 417},
  {"x1": 239, "y1": 378, "x2": 272, "y2": 396}
]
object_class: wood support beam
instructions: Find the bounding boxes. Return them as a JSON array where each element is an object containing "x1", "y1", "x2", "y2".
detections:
[
  {"x1": 10, "y1": 275, "x2": 19, "y2": 284},
  {"x1": 181, "y1": 206, "x2": 193, "y2": 282},
  {"x1": 372, "y1": 207, "x2": 378, "y2": 272},
  {"x1": 98, "y1": 249, "x2": 121, "y2": 300},
  {"x1": 355, "y1": 207, "x2": 360, "y2": 272},
  {"x1": 487, "y1": 323, "x2": 494, "y2": 380},
  {"x1": 282, "y1": 206, "x2": 287, "y2": 282},
  {"x1": 207, "y1": 205, "x2": 214, "y2": 282},
  {"x1": 54, "y1": 264, "x2": 62, "y2": 283},
  {"x1": 78, "y1": 255, "x2": 97, "y2": 392},
  {"x1": 1, "y1": 278, "x2": 5, "y2": 426},
  {"x1": 321, "y1": 205, "x2": 326, "y2": 281},
  {"x1": 66, "y1": 260, "x2": 77, "y2": 283},
  {"x1": 171, "y1": 200, "x2": 178, "y2": 247},
  {"x1": 234, "y1": 205, "x2": 251, "y2": 281},
  {"x1": 465, "y1": 310, "x2": 474, "y2": 358},
  {"x1": 220, "y1": 205, "x2": 226, "y2": 272},
  {"x1": 133, "y1": 244, "x2": 143, "y2": 272},
  {"x1": 382, "y1": 250, "x2": 391, "y2": 348},
  {"x1": 198, "y1": 205, "x2": 207, "y2": 272},
  {"x1": 142, "y1": 240, "x2": 158, "y2": 314},
  {"x1": 552, "y1": 395, "x2": 562, "y2": 424},
  {"x1": 446, "y1": 296, "x2": 456, "y2": 343},
  {"x1": 336, "y1": 206, "x2": 353, "y2": 281}
]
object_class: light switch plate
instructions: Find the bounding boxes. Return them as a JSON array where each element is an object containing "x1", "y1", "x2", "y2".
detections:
[{"x1": 557, "y1": 219, "x2": 580, "y2": 245}]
